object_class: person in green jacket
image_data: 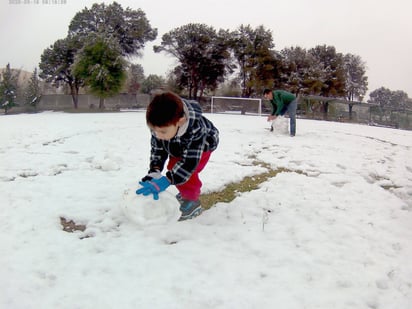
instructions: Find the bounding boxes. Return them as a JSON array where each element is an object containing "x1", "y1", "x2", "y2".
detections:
[{"x1": 263, "y1": 89, "x2": 297, "y2": 136}]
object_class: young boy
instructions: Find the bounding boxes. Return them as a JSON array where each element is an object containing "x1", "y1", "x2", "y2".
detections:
[
  {"x1": 136, "y1": 91, "x2": 219, "y2": 221},
  {"x1": 263, "y1": 89, "x2": 297, "y2": 136}
]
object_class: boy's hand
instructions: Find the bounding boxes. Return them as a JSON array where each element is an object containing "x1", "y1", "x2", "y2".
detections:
[
  {"x1": 267, "y1": 115, "x2": 277, "y2": 121},
  {"x1": 136, "y1": 176, "x2": 170, "y2": 200},
  {"x1": 141, "y1": 169, "x2": 162, "y2": 182}
]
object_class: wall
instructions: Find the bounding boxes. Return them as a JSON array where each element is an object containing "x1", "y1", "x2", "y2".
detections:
[{"x1": 37, "y1": 93, "x2": 150, "y2": 111}]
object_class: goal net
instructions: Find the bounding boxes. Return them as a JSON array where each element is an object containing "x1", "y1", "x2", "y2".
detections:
[{"x1": 210, "y1": 96, "x2": 263, "y2": 116}]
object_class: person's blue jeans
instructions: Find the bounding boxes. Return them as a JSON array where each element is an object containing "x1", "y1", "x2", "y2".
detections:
[{"x1": 285, "y1": 99, "x2": 297, "y2": 136}]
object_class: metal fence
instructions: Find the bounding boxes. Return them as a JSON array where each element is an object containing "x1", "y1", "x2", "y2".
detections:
[
  {"x1": 4, "y1": 94, "x2": 412, "y2": 130},
  {"x1": 200, "y1": 96, "x2": 412, "y2": 130},
  {"x1": 299, "y1": 96, "x2": 412, "y2": 130}
]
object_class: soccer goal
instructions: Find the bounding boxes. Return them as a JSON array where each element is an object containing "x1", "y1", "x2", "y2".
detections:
[{"x1": 210, "y1": 96, "x2": 263, "y2": 116}]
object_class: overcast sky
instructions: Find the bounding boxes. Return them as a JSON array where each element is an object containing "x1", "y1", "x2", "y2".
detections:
[{"x1": 1, "y1": 0, "x2": 411, "y2": 98}]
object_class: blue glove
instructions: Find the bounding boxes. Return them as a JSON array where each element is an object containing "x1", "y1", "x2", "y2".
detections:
[{"x1": 136, "y1": 176, "x2": 170, "y2": 200}]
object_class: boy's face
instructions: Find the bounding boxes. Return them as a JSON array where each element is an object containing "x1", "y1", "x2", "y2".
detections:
[
  {"x1": 151, "y1": 124, "x2": 179, "y2": 140},
  {"x1": 151, "y1": 116, "x2": 186, "y2": 141}
]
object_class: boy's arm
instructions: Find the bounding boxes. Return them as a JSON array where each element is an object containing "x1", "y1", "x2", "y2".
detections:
[{"x1": 149, "y1": 135, "x2": 168, "y2": 172}]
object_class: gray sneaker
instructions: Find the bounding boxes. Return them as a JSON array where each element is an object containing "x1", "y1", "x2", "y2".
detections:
[
  {"x1": 175, "y1": 193, "x2": 184, "y2": 204},
  {"x1": 178, "y1": 199, "x2": 203, "y2": 221}
]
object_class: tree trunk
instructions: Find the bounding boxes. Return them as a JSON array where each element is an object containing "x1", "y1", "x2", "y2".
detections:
[
  {"x1": 323, "y1": 102, "x2": 329, "y2": 120},
  {"x1": 193, "y1": 83, "x2": 198, "y2": 100},
  {"x1": 99, "y1": 97, "x2": 105, "y2": 109},
  {"x1": 69, "y1": 83, "x2": 79, "y2": 109}
]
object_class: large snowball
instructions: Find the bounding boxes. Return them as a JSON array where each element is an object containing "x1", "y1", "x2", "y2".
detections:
[
  {"x1": 120, "y1": 187, "x2": 181, "y2": 227},
  {"x1": 271, "y1": 116, "x2": 289, "y2": 135}
]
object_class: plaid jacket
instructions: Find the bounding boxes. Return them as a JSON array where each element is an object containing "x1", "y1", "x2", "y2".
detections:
[{"x1": 149, "y1": 99, "x2": 219, "y2": 185}]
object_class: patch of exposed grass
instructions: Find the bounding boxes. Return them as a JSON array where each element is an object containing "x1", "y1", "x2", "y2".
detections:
[
  {"x1": 380, "y1": 184, "x2": 402, "y2": 191},
  {"x1": 200, "y1": 161, "x2": 304, "y2": 210},
  {"x1": 368, "y1": 173, "x2": 402, "y2": 191},
  {"x1": 60, "y1": 217, "x2": 86, "y2": 233},
  {"x1": 60, "y1": 161, "x2": 304, "y2": 232}
]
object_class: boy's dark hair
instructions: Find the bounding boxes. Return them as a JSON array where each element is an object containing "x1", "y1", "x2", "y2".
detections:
[
  {"x1": 263, "y1": 89, "x2": 272, "y2": 95},
  {"x1": 146, "y1": 91, "x2": 184, "y2": 127}
]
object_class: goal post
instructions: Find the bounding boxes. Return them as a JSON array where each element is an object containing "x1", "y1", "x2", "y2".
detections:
[{"x1": 210, "y1": 96, "x2": 263, "y2": 116}]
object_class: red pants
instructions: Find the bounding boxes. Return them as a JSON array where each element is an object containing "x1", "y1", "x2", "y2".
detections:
[{"x1": 167, "y1": 151, "x2": 212, "y2": 201}]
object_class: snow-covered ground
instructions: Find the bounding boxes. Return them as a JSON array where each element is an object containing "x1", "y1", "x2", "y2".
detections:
[{"x1": 1, "y1": 111, "x2": 411, "y2": 309}]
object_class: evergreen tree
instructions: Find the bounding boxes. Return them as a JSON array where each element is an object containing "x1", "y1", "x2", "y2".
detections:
[
  {"x1": 125, "y1": 63, "x2": 145, "y2": 94},
  {"x1": 0, "y1": 63, "x2": 19, "y2": 114},
  {"x1": 39, "y1": 36, "x2": 83, "y2": 108},
  {"x1": 72, "y1": 36, "x2": 126, "y2": 109},
  {"x1": 24, "y1": 68, "x2": 42, "y2": 107},
  {"x1": 308, "y1": 45, "x2": 346, "y2": 97},
  {"x1": 230, "y1": 24, "x2": 277, "y2": 97},
  {"x1": 368, "y1": 87, "x2": 409, "y2": 109},
  {"x1": 68, "y1": 2, "x2": 157, "y2": 57},
  {"x1": 140, "y1": 74, "x2": 165, "y2": 94},
  {"x1": 154, "y1": 23, "x2": 232, "y2": 99},
  {"x1": 40, "y1": 2, "x2": 156, "y2": 108},
  {"x1": 368, "y1": 87, "x2": 392, "y2": 108},
  {"x1": 391, "y1": 90, "x2": 409, "y2": 110},
  {"x1": 279, "y1": 46, "x2": 322, "y2": 95},
  {"x1": 343, "y1": 53, "x2": 368, "y2": 102}
]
